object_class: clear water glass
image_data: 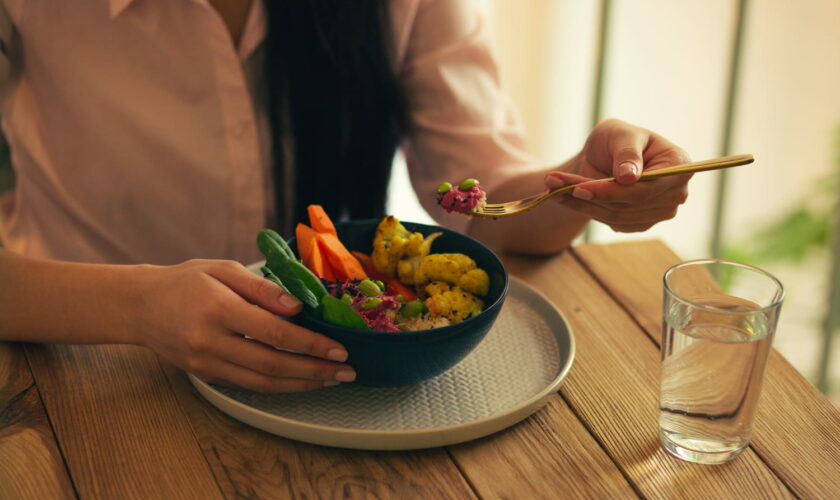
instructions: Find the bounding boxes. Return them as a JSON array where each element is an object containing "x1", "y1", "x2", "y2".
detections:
[{"x1": 659, "y1": 259, "x2": 784, "y2": 464}]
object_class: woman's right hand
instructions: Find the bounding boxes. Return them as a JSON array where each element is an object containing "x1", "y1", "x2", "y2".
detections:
[{"x1": 134, "y1": 259, "x2": 355, "y2": 393}]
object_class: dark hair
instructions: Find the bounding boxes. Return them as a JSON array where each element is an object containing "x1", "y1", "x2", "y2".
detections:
[{"x1": 264, "y1": 1, "x2": 407, "y2": 232}]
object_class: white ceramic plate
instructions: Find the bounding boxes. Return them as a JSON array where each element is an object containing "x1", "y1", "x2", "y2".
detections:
[{"x1": 189, "y1": 276, "x2": 575, "y2": 450}]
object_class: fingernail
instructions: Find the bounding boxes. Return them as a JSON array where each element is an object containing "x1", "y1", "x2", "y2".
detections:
[
  {"x1": 545, "y1": 174, "x2": 565, "y2": 189},
  {"x1": 573, "y1": 187, "x2": 594, "y2": 200},
  {"x1": 323, "y1": 380, "x2": 341, "y2": 387},
  {"x1": 279, "y1": 293, "x2": 301, "y2": 309},
  {"x1": 326, "y1": 348, "x2": 348, "y2": 362},
  {"x1": 617, "y1": 161, "x2": 638, "y2": 178},
  {"x1": 335, "y1": 370, "x2": 356, "y2": 382}
]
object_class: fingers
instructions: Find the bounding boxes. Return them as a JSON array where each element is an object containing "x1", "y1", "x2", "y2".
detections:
[
  {"x1": 208, "y1": 332, "x2": 355, "y2": 382},
  {"x1": 221, "y1": 300, "x2": 349, "y2": 362},
  {"x1": 547, "y1": 170, "x2": 690, "y2": 205},
  {"x1": 559, "y1": 195, "x2": 681, "y2": 230},
  {"x1": 204, "y1": 260, "x2": 302, "y2": 316},
  {"x1": 195, "y1": 359, "x2": 341, "y2": 394},
  {"x1": 608, "y1": 128, "x2": 647, "y2": 185}
]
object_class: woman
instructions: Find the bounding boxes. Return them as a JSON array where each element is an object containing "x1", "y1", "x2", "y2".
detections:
[{"x1": 0, "y1": 0, "x2": 690, "y2": 392}]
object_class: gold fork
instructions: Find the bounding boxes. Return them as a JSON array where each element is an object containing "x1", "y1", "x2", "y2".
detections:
[{"x1": 471, "y1": 153, "x2": 754, "y2": 218}]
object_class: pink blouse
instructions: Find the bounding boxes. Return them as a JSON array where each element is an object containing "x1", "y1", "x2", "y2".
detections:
[{"x1": 0, "y1": 0, "x2": 535, "y2": 265}]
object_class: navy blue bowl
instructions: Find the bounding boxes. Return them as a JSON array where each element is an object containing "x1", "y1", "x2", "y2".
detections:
[{"x1": 287, "y1": 219, "x2": 509, "y2": 387}]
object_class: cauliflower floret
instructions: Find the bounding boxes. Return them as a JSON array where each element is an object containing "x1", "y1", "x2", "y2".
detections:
[
  {"x1": 424, "y1": 280, "x2": 451, "y2": 297},
  {"x1": 372, "y1": 216, "x2": 412, "y2": 276},
  {"x1": 458, "y1": 268, "x2": 490, "y2": 297},
  {"x1": 415, "y1": 253, "x2": 476, "y2": 287},
  {"x1": 396, "y1": 260, "x2": 415, "y2": 284},
  {"x1": 425, "y1": 287, "x2": 484, "y2": 323},
  {"x1": 372, "y1": 215, "x2": 442, "y2": 282}
]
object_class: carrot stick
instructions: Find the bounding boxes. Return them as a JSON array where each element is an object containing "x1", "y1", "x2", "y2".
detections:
[
  {"x1": 296, "y1": 223, "x2": 316, "y2": 264},
  {"x1": 307, "y1": 205, "x2": 338, "y2": 237},
  {"x1": 315, "y1": 233, "x2": 367, "y2": 281},
  {"x1": 297, "y1": 223, "x2": 333, "y2": 280}
]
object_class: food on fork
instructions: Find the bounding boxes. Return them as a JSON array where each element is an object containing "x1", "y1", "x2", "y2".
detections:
[{"x1": 436, "y1": 178, "x2": 487, "y2": 215}]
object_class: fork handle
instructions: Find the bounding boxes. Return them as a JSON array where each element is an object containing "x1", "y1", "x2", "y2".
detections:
[
  {"x1": 636, "y1": 153, "x2": 754, "y2": 181},
  {"x1": 552, "y1": 154, "x2": 755, "y2": 193}
]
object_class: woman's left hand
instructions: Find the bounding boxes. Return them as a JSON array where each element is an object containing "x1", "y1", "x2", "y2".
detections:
[{"x1": 544, "y1": 118, "x2": 692, "y2": 233}]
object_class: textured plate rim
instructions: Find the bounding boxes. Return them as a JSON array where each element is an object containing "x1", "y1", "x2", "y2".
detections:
[{"x1": 188, "y1": 276, "x2": 575, "y2": 450}]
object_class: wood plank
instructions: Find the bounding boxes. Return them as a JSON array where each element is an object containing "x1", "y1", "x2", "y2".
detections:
[
  {"x1": 0, "y1": 342, "x2": 75, "y2": 500},
  {"x1": 575, "y1": 240, "x2": 840, "y2": 500},
  {"x1": 24, "y1": 344, "x2": 224, "y2": 500},
  {"x1": 503, "y1": 252, "x2": 792, "y2": 500},
  {"x1": 161, "y1": 364, "x2": 477, "y2": 500},
  {"x1": 449, "y1": 397, "x2": 639, "y2": 499}
]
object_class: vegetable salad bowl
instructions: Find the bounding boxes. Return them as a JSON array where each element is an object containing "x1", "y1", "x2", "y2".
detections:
[{"x1": 287, "y1": 219, "x2": 509, "y2": 387}]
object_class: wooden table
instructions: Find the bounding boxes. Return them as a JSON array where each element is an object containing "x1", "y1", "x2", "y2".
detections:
[{"x1": 2, "y1": 241, "x2": 839, "y2": 499}]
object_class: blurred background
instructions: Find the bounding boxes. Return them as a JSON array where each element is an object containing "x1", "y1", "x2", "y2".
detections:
[{"x1": 386, "y1": 0, "x2": 840, "y2": 405}]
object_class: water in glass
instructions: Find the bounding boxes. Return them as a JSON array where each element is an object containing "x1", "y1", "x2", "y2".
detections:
[{"x1": 659, "y1": 294, "x2": 774, "y2": 463}]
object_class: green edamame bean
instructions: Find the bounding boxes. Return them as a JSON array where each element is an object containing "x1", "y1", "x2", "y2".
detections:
[
  {"x1": 340, "y1": 293, "x2": 353, "y2": 306},
  {"x1": 358, "y1": 279, "x2": 382, "y2": 297},
  {"x1": 459, "y1": 178, "x2": 479, "y2": 191},
  {"x1": 437, "y1": 182, "x2": 452, "y2": 194},
  {"x1": 362, "y1": 298, "x2": 382, "y2": 310},
  {"x1": 374, "y1": 280, "x2": 385, "y2": 290},
  {"x1": 400, "y1": 300, "x2": 425, "y2": 318}
]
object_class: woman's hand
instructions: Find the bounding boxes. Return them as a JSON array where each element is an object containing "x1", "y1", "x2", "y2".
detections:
[
  {"x1": 544, "y1": 118, "x2": 692, "y2": 233},
  {"x1": 135, "y1": 259, "x2": 355, "y2": 393}
]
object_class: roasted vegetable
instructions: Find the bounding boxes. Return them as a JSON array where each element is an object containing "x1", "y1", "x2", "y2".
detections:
[
  {"x1": 458, "y1": 268, "x2": 490, "y2": 297},
  {"x1": 372, "y1": 216, "x2": 441, "y2": 284},
  {"x1": 415, "y1": 253, "x2": 476, "y2": 287},
  {"x1": 424, "y1": 287, "x2": 484, "y2": 323}
]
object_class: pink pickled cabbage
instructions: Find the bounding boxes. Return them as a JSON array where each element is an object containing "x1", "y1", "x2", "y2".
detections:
[
  {"x1": 327, "y1": 281, "x2": 402, "y2": 332},
  {"x1": 436, "y1": 184, "x2": 486, "y2": 214}
]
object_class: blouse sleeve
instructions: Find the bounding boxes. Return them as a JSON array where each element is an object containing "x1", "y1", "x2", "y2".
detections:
[{"x1": 398, "y1": 0, "x2": 538, "y2": 232}]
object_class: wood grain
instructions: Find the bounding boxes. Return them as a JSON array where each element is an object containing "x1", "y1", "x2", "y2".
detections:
[
  {"x1": 503, "y1": 251, "x2": 792, "y2": 500},
  {"x1": 449, "y1": 397, "x2": 639, "y2": 499},
  {"x1": 161, "y1": 364, "x2": 477, "y2": 500},
  {"x1": 574, "y1": 240, "x2": 840, "y2": 500},
  {"x1": 0, "y1": 342, "x2": 75, "y2": 500},
  {"x1": 24, "y1": 344, "x2": 223, "y2": 500}
]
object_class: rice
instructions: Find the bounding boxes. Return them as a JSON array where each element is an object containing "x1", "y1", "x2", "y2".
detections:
[{"x1": 399, "y1": 313, "x2": 451, "y2": 332}]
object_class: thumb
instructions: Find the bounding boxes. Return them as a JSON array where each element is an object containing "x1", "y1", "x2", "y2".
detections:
[
  {"x1": 206, "y1": 262, "x2": 303, "y2": 316},
  {"x1": 610, "y1": 131, "x2": 647, "y2": 185}
]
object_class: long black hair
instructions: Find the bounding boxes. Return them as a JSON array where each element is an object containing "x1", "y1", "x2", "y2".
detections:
[{"x1": 263, "y1": 1, "x2": 407, "y2": 231}]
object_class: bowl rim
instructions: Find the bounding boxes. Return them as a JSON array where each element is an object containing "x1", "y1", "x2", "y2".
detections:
[{"x1": 285, "y1": 218, "x2": 510, "y2": 340}]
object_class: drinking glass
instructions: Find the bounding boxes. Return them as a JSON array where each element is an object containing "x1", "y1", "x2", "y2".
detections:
[{"x1": 659, "y1": 259, "x2": 784, "y2": 464}]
